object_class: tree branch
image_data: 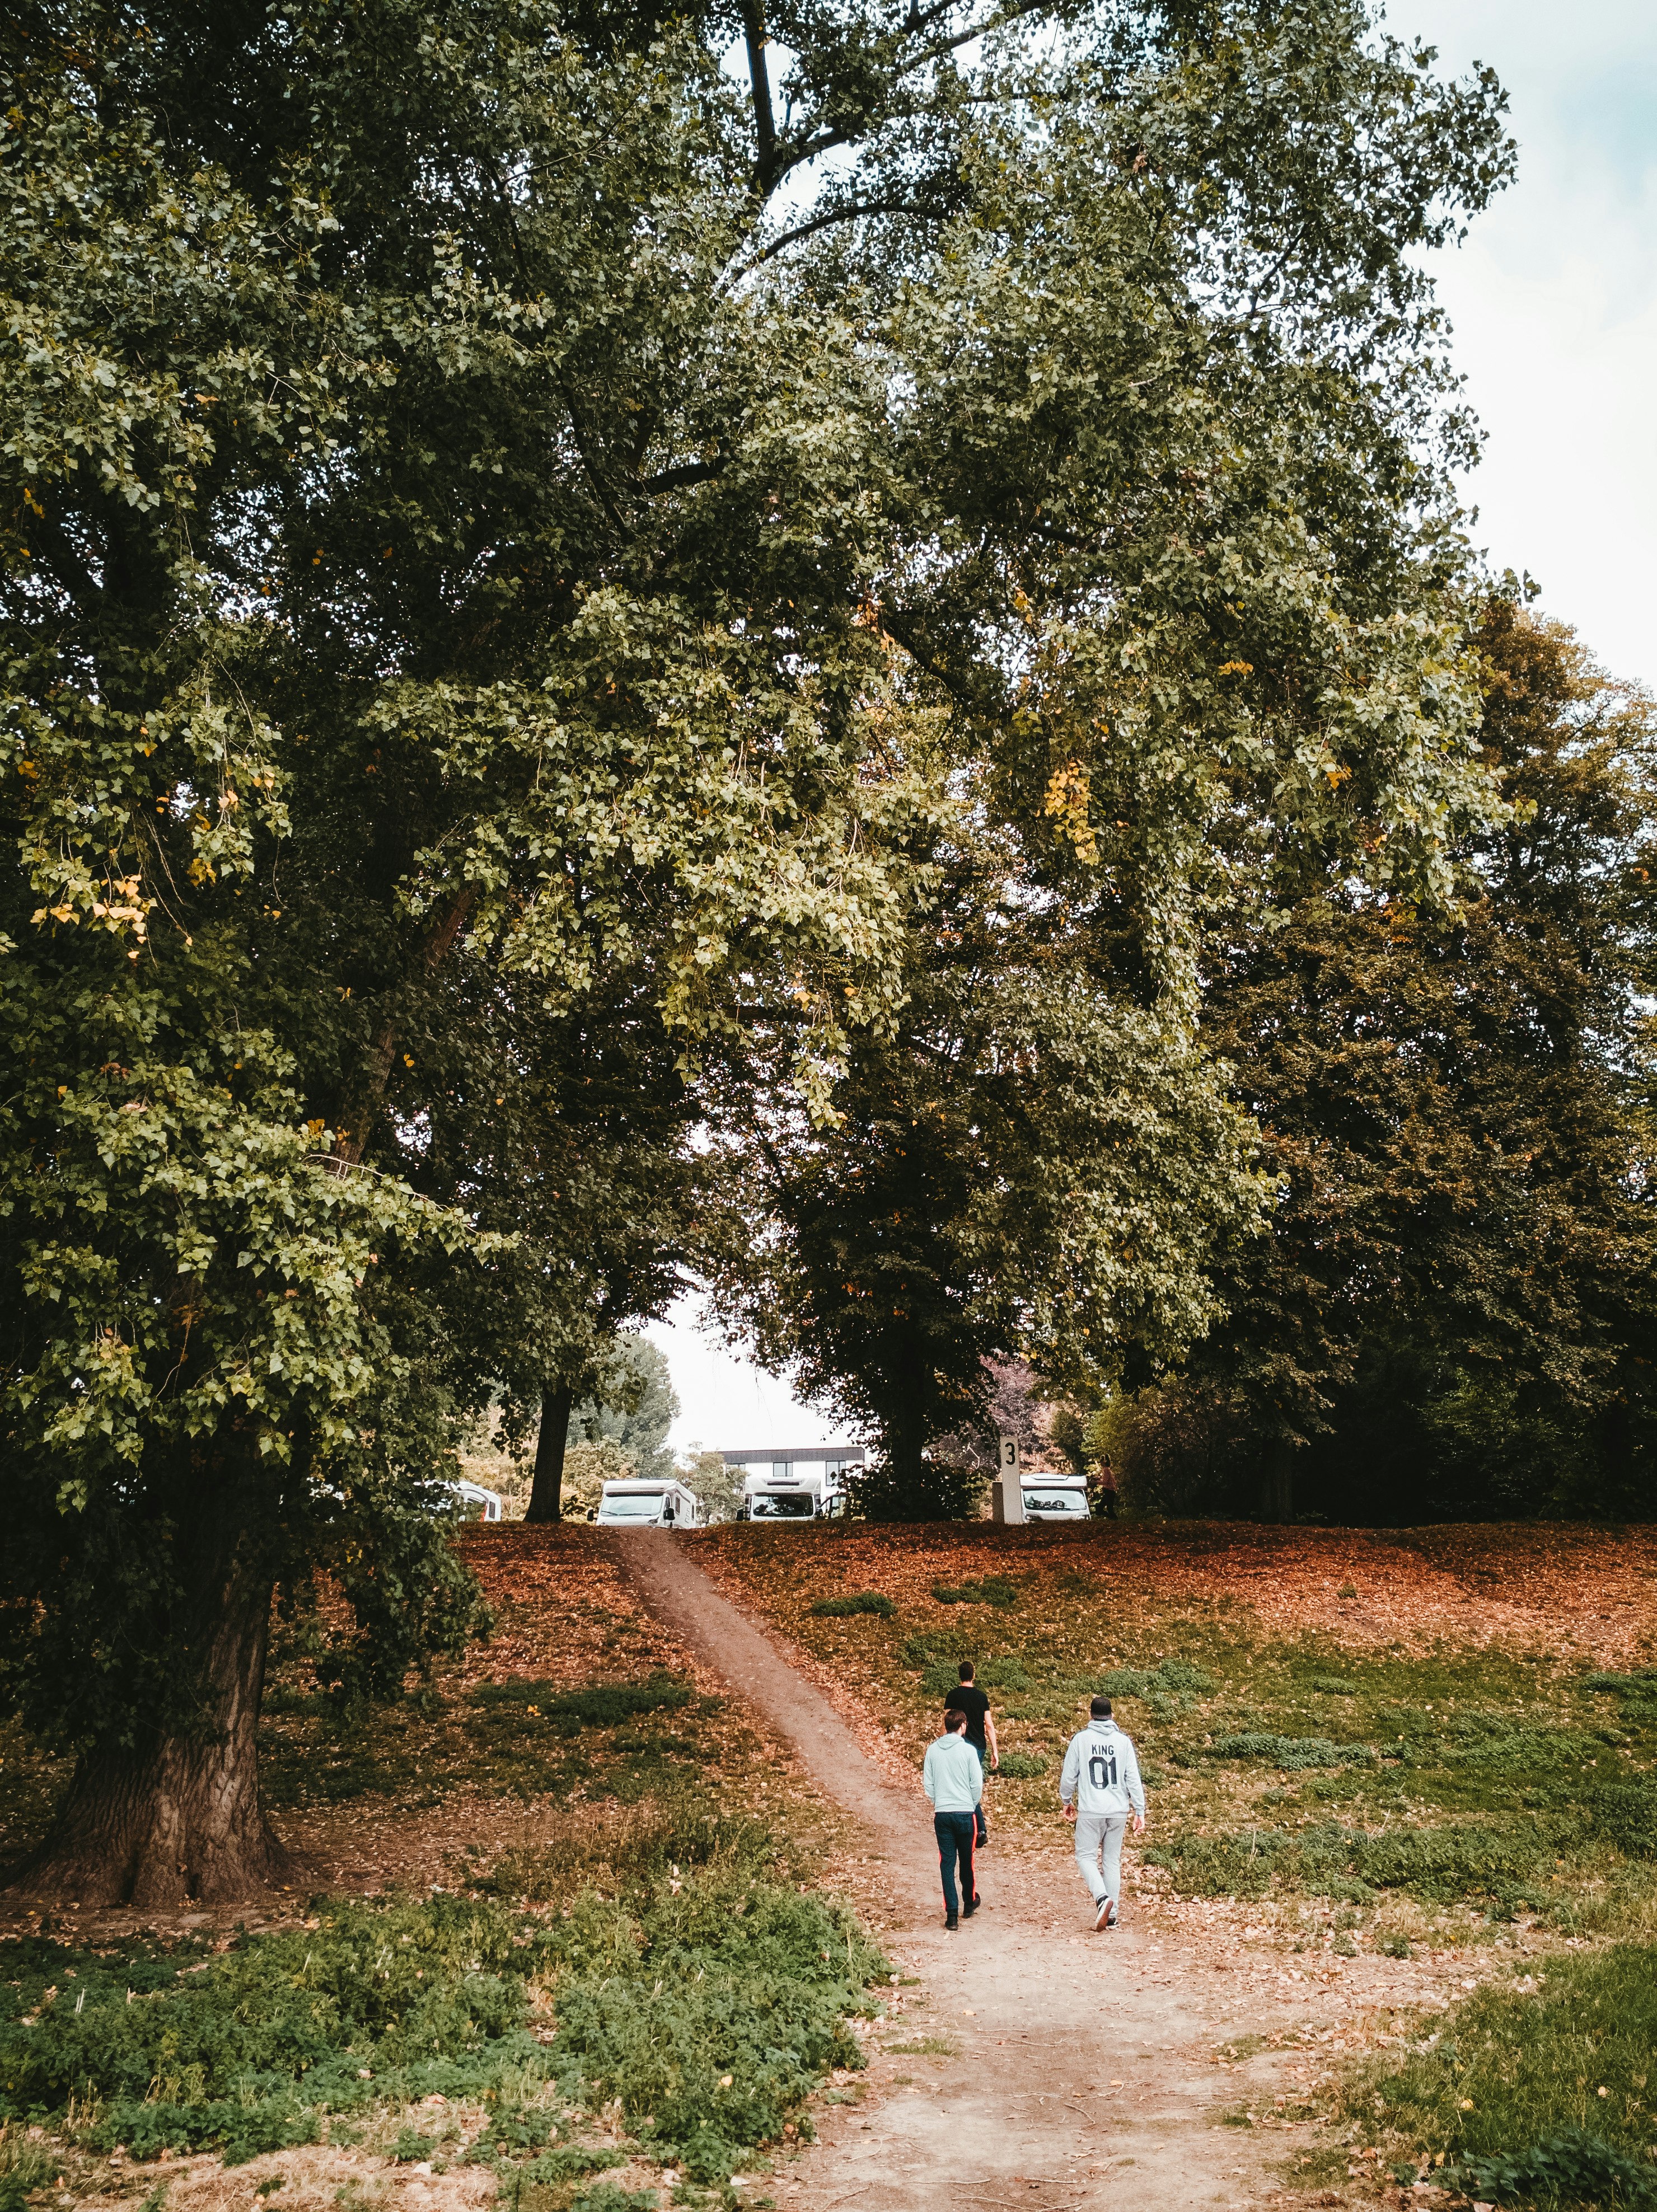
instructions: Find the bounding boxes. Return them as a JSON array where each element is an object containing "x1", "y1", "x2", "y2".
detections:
[{"x1": 742, "y1": 0, "x2": 779, "y2": 189}]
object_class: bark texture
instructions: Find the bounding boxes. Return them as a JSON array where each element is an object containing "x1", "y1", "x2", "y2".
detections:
[
  {"x1": 12, "y1": 1475, "x2": 291, "y2": 1907},
  {"x1": 525, "y1": 1381, "x2": 574, "y2": 1523}
]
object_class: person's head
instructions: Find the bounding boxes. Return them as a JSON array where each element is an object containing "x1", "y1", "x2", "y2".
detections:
[
  {"x1": 958, "y1": 1662, "x2": 975, "y2": 1684},
  {"x1": 1089, "y1": 1695, "x2": 1113, "y2": 1721},
  {"x1": 944, "y1": 1708, "x2": 967, "y2": 1734}
]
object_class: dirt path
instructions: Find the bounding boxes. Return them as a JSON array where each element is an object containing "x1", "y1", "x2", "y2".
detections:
[{"x1": 620, "y1": 1533, "x2": 1324, "y2": 2212}]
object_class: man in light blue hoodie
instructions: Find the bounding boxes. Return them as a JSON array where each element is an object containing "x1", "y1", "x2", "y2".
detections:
[
  {"x1": 1059, "y1": 1694, "x2": 1146, "y2": 1931},
  {"x1": 922, "y1": 1707, "x2": 984, "y2": 1930}
]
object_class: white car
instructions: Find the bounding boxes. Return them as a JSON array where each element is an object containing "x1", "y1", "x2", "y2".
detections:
[
  {"x1": 1020, "y1": 1476, "x2": 1090, "y2": 1522},
  {"x1": 596, "y1": 1479, "x2": 701, "y2": 1529}
]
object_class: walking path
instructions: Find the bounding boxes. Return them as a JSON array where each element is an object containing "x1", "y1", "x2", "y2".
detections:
[{"x1": 619, "y1": 1533, "x2": 1314, "y2": 2212}]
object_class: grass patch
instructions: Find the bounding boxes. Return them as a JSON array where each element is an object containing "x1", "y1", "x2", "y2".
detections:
[
  {"x1": 469, "y1": 1671, "x2": 694, "y2": 1730},
  {"x1": 918, "y1": 1656, "x2": 1032, "y2": 1698},
  {"x1": 930, "y1": 1577, "x2": 1019, "y2": 1609},
  {"x1": 995, "y1": 1751, "x2": 1050, "y2": 1779},
  {"x1": 0, "y1": 2127, "x2": 59, "y2": 2212},
  {"x1": 1099, "y1": 1660, "x2": 1215, "y2": 1698},
  {"x1": 886, "y1": 2037, "x2": 959, "y2": 2057},
  {"x1": 0, "y1": 1813, "x2": 885, "y2": 2188},
  {"x1": 1146, "y1": 1819, "x2": 1553, "y2": 1909},
  {"x1": 1345, "y1": 1944, "x2": 1657, "y2": 2200},
  {"x1": 809, "y1": 1592, "x2": 896, "y2": 1619},
  {"x1": 1207, "y1": 1732, "x2": 1375, "y2": 1770}
]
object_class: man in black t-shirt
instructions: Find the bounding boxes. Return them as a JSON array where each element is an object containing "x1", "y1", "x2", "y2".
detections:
[{"x1": 944, "y1": 1662, "x2": 999, "y2": 1854}]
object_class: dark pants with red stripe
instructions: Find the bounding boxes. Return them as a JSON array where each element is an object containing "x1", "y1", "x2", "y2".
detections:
[{"x1": 934, "y1": 1811, "x2": 976, "y2": 1916}]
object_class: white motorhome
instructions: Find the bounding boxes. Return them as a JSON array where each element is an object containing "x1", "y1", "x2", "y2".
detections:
[
  {"x1": 596, "y1": 1478, "x2": 701, "y2": 1529},
  {"x1": 1019, "y1": 1473, "x2": 1090, "y2": 1523},
  {"x1": 727, "y1": 1446, "x2": 863, "y2": 1523},
  {"x1": 448, "y1": 1479, "x2": 503, "y2": 1521}
]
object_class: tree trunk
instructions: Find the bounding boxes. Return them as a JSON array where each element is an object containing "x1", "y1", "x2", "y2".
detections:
[
  {"x1": 12, "y1": 1473, "x2": 291, "y2": 1908},
  {"x1": 1260, "y1": 1441, "x2": 1295, "y2": 1524},
  {"x1": 525, "y1": 1382, "x2": 574, "y2": 1523}
]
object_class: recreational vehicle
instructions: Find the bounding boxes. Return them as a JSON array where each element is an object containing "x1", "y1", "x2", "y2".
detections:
[
  {"x1": 595, "y1": 1478, "x2": 701, "y2": 1529},
  {"x1": 727, "y1": 1446, "x2": 863, "y2": 1522}
]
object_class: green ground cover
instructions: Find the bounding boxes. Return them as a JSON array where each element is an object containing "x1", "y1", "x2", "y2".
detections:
[
  {"x1": 1342, "y1": 1943, "x2": 1657, "y2": 2204},
  {"x1": 792, "y1": 1570, "x2": 1656, "y2": 1926},
  {"x1": 706, "y1": 1530, "x2": 1657, "y2": 2206},
  {"x1": 0, "y1": 1808, "x2": 885, "y2": 2206}
]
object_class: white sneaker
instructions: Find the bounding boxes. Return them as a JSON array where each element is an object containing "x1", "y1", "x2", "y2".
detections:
[
  {"x1": 1094, "y1": 1897, "x2": 1112, "y2": 1931},
  {"x1": 1106, "y1": 1899, "x2": 1119, "y2": 1929}
]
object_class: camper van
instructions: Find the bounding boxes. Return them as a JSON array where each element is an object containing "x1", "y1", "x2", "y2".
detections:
[
  {"x1": 727, "y1": 1447, "x2": 863, "y2": 1522},
  {"x1": 448, "y1": 1479, "x2": 503, "y2": 1521},
  {"x1": 1019, "y1": 1473, "x2": 1090, "y2": 1522},
  {"x1": 595, "y1": 1478, "x2": 701, "y2": 1529}
]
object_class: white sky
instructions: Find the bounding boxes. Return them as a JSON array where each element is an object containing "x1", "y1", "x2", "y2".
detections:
[{"x1": 653, "y1": 0, "x2": 1656, "y2": 1456}]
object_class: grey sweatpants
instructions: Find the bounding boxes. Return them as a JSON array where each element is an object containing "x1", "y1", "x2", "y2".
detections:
[{"x1": 1075, "y1": 1812, "x2": 1127, "y2": 1906}]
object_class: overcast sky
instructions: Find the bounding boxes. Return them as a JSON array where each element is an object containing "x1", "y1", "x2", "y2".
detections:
[{"x1": 650, "y1": 0, "x2": 1657, "y2": 1455}]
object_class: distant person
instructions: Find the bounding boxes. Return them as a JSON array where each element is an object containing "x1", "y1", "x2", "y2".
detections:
[
  {"x1": 944, "y1": 1661, "x2": 999, "y2": 1853},
  {"x1": 1059, "y1": 1694, "x2": 1146, "y2": 1930},
  {"x1": 1092, "y1": 1459, "x2": 1118, "y2": 1520},
  {"x1": 922, "y1": 1707, "x2": 983, "y2": 1931}
]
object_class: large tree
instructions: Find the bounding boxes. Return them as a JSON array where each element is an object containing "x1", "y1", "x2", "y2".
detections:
[
  {"x1": 1108, "y1": 598, "x2": 1657, "y2": 1522},
  {"x1": 3, "y1": 0, "x2": 1508, "y2": 1897}
]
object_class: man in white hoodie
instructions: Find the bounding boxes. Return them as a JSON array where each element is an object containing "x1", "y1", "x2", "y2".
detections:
[
  {"x1": 923, "y1": 1707, "x2": 984, "y2": 1930},
  {"x1": 1059, "y1": 1694, "x2": 1146, "y2": 1931}
]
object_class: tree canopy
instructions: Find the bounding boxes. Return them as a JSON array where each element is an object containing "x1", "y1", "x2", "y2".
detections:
[
  {"x1": 2, "y1": 0, "x2": 1513, "y2": 1899},
  {"x1": 1101, "y1": 599, "x2": 1657, "y2": 1523}
]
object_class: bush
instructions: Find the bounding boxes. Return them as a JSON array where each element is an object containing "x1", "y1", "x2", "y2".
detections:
[
  {"x1": 995, "y1": 1751, "x2": 1049, "y2": 1779},
  {"x1": 809, "y1": 1592, "x2": 896, "y2": 1618},
  {"x1": 846, "y1": 1459, "x2": 985, "y2": 1521}
]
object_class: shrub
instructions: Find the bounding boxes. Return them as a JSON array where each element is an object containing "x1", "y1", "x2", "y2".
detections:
[
  {"x1": 846, "y1": 1458, "x2": 986, "y2": 1521},
  {"x1": 392, "y1": 2129, "x2": 438, "y2": 2163},
  {"x1": 809, "y1": 1592, "x2": 896, "y2": 1618},
  {"x1": 995, "y1": 1751, "x2": 1049, "y2": 1779}
]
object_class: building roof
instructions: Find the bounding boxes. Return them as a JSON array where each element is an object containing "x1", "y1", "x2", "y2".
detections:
[{"x1": 720, "y1": 1445, "x2": 866, "y2": 1464}]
